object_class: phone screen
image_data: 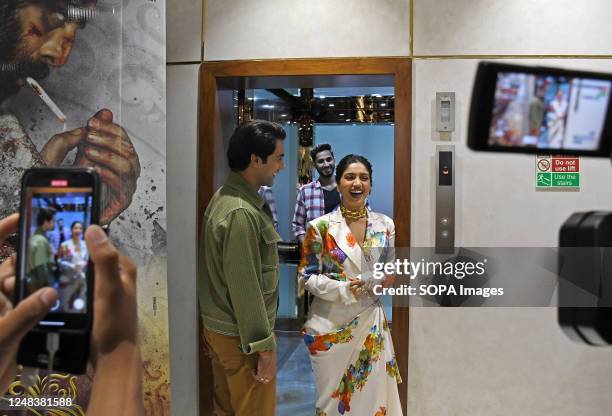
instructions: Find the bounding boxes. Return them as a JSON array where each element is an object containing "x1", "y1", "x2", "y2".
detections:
[
  {"x1": 489, "y1": 72, "x2": 611, "y2": 151},
  {"x1": 17, "y1": 169, "x2": 99, "y2": 331},
  {"x1": 22, "y1": 186, "x2": 93, "y2": 316}
]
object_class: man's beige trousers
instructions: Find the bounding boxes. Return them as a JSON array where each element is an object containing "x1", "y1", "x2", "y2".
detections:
[{"x1": 203, "y1": 328, "x2": 276, "y2": 416}]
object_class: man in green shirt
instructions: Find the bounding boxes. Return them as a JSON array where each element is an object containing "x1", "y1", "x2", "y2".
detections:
[
  {"x1": 26, "y1": 207, "x2": 56, "y2": 293},
  {"x1": 199, "y1": 120, "x2": 285, "y2": 415}
]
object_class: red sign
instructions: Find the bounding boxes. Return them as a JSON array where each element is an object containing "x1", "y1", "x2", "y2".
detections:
[
  {"x1": 552, "y1": 157, "x2": 579, "y2": 173},
  {"x1": 50, "y1": 179, "x2": 68, "y2": 187}
]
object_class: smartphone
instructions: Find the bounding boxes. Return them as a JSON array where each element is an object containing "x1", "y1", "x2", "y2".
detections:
[{"x1": 14, "y1": 168, "x2": 100, "y2": 373}]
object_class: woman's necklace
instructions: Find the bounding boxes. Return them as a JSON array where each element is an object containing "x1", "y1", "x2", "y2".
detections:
[{"x1": 340, "y1": 204, "x2": 367, "y2": 220}]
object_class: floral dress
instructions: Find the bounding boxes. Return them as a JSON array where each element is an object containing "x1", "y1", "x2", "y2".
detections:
[{"x1": 299, "y1": 209, "x2": 403, "y2": 416}]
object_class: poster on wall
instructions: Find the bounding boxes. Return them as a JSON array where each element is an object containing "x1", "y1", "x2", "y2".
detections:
[{"x1": 0, "y1": 0, "x2": 169, "y2": 414}]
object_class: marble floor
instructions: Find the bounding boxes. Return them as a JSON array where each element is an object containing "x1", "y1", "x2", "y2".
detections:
[{"x1": 275, "y1": 331, "x2": 316, "y2": 416}]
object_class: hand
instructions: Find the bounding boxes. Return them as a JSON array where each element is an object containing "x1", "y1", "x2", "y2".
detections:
[
  {"x1": 84, "y1": 225, "x2": 139, "y2": 362},
  {"x1": 84, "y1": 225, "x2": 143, "y2": 416},
  {"x1": 0, "y1": 214, "x2": 57, "y2": 393},
  {"x1": 382, "y1": 274, "x2": 396, "y2": 289},
  {"x1": 75, "y1": 109, "x2": 141, "y2": 224},
  {"x1": 40, "y1": 128, "x2": 86, "y2": 166},
  {"x1": 349, "y1": 278, "x2": 366, "y2": 300},
  {"x1": 252, "y1": 350, "x2": 276, "y2": 385}
]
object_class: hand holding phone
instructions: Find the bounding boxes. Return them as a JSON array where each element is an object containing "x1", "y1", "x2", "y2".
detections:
[
  {"x1": 0, "y1": 214, "x2": 57, "y2": 393},
  {"x1": 84, "y1": 225, "x2": 143, "y2": 415},
  {"x1": 1, "y1": 215, "x2": 143, "y2": 413},
  {"x1": 15, "y1": 168, "x2": 100, "y2": 373}
]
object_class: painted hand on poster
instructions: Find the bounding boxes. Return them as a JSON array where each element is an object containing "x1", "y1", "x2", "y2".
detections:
[
  {"x1": 1, "y1": 0, "x2": 141, "y2": 225},
  {"x1": 78, "y1": 109, "x2": 141, "y2": 225},
  {"x1": 40, "y1": 108, "x2": 142, "y2": 224}
]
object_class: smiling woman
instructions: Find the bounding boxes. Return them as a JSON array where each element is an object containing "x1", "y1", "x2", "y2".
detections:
[{"x1": 299, "y1": 154, "x2": 402, "y2": 415}]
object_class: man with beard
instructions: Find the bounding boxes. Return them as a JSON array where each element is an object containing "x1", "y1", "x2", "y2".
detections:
[
  {"x1": 0, "y1": 0, "x2": 140, "y2": 225},
  {"x1": 292, "y1": 143, "x2": 340, "y2": 245}
]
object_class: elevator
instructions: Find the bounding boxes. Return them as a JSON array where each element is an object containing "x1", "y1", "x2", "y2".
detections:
[{"x1": 198, "y1": 58, "x2": 412, "y2": 415}]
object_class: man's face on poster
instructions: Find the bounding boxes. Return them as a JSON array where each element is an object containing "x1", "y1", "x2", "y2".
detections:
[
  {"x1": 3, "y1": 1, "x2": 95, "y2": 92},
  {"x1": 16, "y1": 5, "x2": 79, "y2": 69}
]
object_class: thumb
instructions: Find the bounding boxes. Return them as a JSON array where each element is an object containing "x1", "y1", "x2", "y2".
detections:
[
  {"x1": 58, "y1": 127, "x2": 86, "y2": 148},
  {"x1": 91, "y1": 108, "x2": 113, "y2": 123},
  {"x1": 85, "y1": 225, "x2": 121, "y2": 297},
  {"x1": 0, "y1": 287, "x2": 56, "y2": 340}
]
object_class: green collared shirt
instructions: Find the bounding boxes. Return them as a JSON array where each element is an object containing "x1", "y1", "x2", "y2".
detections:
[{"x1": 198, "y1": 171, "x2": 281, "y2": 354}]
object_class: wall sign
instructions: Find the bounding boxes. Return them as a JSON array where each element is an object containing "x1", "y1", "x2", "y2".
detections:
[{"x1": 536, "y1": 155, "x2": 580, "y2": 190}]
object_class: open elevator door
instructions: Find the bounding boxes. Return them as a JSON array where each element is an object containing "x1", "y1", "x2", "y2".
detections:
[{"x1": 198, "y1": 58, "x2": 412, "y2": 415}]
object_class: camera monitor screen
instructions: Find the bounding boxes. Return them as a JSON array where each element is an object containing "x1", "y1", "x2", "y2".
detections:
[
  {"x1": 468, "y1": 62, "x2": 612, "y2": 157},
  {"x1": 23, "y1": 187, "x2": 93, "y2": 315}
]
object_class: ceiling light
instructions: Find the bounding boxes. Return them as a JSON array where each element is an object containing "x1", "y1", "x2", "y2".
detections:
[
  {"x1": 345, "y1": 118, "x2": 351, "y2": 122},
  {"x1": 380, "y1": 103, "x2": 387, "y2": 107},
  {"x1": 328, "y1": 103, "x2": 335, "y2": 107},
  {"x1": 339, "y1": 113, "x2": 345, "y2": 116}
]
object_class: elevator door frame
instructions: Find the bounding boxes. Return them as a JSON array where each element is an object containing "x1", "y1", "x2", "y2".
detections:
[{"x1": 198, "y1": 57, "x2": 412, "y2": 415}]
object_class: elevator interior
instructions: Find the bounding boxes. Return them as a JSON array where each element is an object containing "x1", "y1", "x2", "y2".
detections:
[
  {"x1": 231, "y1": 83, "x2": 396, "y2": 414},
  {"x1": 199, "y1": 61, "x2": 412, "y2": 414}
]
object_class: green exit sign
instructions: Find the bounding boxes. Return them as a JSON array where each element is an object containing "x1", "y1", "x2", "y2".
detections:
[{"x1": 552, "y1": 173, "x2": 579, "y2": 187}]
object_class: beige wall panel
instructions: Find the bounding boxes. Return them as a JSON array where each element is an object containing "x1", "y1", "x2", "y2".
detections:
[
  {"x1": 413, "y1": 0, "x2": 612, "y2": 56},
  {"x1": 167, "y1": 64, "x2": 200, "y2": 416},
  {"x1": 412, "y1": 59, "x2": 612, "y2": 247},
  {"x1": 167, "y1": 0, "x2": 202, "y2": 62},
  {"x1": 409, "y1": 58, "x2": 612, "y2": 415},
  {"x1": 203, "y1": 0, "x2": 410, "y2": 60},
  {"x1": 408, "y1": 308, "x2": 612, "y2": 416}
]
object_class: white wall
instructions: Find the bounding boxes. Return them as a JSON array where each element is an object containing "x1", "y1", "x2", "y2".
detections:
[
  {"x1": 410, "y1": 1, "x2": 612, "y2": 412},
  {"x1": 167, "y1": 0, "x2": 202, "y2": 62},
  {"x1": 203, "y1": 0, "x2": 410, "y2": 60},
  {"x1": 413, "y1": 0, "x2": 612, "y2": 55},
  {"x1": 412, "y1": 59, "x2": 612, "y2": 247},
  {"x1": 410, "y1": 58, "x2": 612, "y2": 415},
  {"x1": 166, "y1": 0, "x2": 203, "y2": 412},
  {"x1": 166, "y1": 64, "x2": 200, "y2": 416}
]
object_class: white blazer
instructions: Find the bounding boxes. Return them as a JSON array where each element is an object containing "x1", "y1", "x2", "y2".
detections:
[{"x1": 299, "y1": 208, "x2": 395, "y2": 334}]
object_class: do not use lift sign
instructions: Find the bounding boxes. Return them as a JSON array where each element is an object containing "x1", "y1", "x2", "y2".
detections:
[{"x1": 536, "y1": 155, "x2": 580, "y2": 190}]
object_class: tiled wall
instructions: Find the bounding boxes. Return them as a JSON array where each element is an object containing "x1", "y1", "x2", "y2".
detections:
[
  {"x1": 203, "y1": 0, "x2": 410, "y2": 60},
  {"x1": 412, "y1": 59, "x2": 612, "y2": 247},
  {"x1": 413, "y1": 0, "x2": 612, "y2": 56},
  {"x1": 410, "y1": 1, "x2": 612, "y2": 414},
  {"x1": 167, "y1": 0, "x2": 202, "y2": 62},
  {"x1": 166, "y1": 1, "x2": 612, "y2": 414},
  {"x1": 410, "y1": 60, "x2": 612, "y2": 415},
  {"x1": 166, "y1": 64, "x2": 199, "y2": 416}
]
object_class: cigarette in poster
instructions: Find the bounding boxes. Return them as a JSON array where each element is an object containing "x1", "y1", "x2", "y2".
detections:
[{"x1": 25, "y1": 77, "x2": 67, "y2": 123}]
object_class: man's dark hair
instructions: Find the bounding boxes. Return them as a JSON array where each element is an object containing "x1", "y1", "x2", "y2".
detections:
[
  {"x1": 336, "y1": 154, "x2": 373, "y2": 185},
  {"x1": 310, "y1": 143, "x2": 334, "y2": 162},
  {"x1": 36, "y1": 207, "x2": 56, "y2": 227},
  {"x1": 227, "y1": 120, "x2": 286, "y2": 171}
]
